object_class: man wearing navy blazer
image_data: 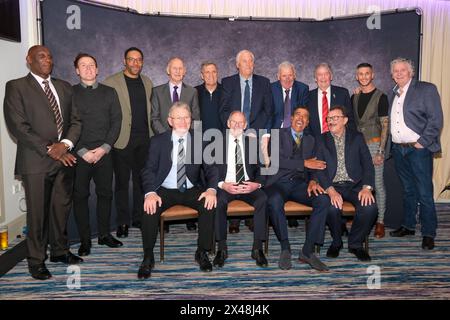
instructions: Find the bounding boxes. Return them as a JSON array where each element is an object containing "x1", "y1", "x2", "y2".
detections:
[
  {"x1": 307, "y1": 63, "x2": 356, "y2": 138},
  {"x1": 387, "y1": 58, "x2": 443, "y2": 251},
  {"x1": 138, "y1": 102, "x2": 218, "y2": 279},
  {"x1": 314, "y1": 106, "x2": 378, "y2": 262},
  {"x1": 270, "y1": 61, "x2": 309, "y2": 129},
  {"x1": 220, "y1": 49, "x2": 273, "y2": 233},
  {"x1": 213, "y1": 111, "x2": 268, "y2": 268},
  {"x1": 265, "y1": 106, "x2": 330, "y2": 271}
]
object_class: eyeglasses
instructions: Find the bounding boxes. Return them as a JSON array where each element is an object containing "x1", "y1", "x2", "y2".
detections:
[
  {"x1": 229, "y1": 120, "x2": 246, "y2": 127},
  {"x1": 170, "y1": 116, "x2": 190, "y2": 122},
  {"x1": 126, "y1": 57, "x2": 143, "y2": 64},
  {"x1": 326, "y1": 115, "x2": 345, "y2": 122}
]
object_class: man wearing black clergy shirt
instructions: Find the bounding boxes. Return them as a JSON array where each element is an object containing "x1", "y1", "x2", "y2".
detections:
[
  {"x1": 195, "y1": 61, "x2": 223, "y2": 132},
  {"x1": 103, "y1": 47, "x2": 153, "y2": 239},
  {"x1": 138, "y1": 102, "x2": 218, "y2": 279},
  {"x1": 72, "y1": 53, "x2": 123, "y2": 256}
]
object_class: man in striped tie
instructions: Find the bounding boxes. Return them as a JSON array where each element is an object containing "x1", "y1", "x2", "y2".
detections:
[{"x1": 139, "y1": 102, "x2": 219, "y2": 279}]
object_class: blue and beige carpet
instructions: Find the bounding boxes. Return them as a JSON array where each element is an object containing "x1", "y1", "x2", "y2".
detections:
[{"x1": 1, "y1": 205, "x2": 450, "y2": 300}]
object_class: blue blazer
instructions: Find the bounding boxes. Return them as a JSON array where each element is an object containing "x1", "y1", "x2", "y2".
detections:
[
  {"x1": 264, "y1": 127, "x2": 317, "y2": 188},
  {"x1": 307, "y1": 85, "x2": 355, "y2": 137},
  {"x1": 219, "y1": 74, "x2": 273, "y2": 131},
  {"x1": 315, "y1": 129, "x2": 374, "y2": 191},
  {"x1": 141, "y1": 130, "x2": 219, "y2": 194},
  {"x1": 387, "y1": 79, "x2": 443, "y2": 153},
  {"x1": 270, "y1": 80, "x2": 310, "y2": 129}
]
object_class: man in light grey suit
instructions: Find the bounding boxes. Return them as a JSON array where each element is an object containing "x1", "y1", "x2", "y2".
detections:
[
  {"x1": 103, "y1": 47, "x2": 153, "y2": 238},
  {"x1": 387, "y1": 58, "x2": 443, "y2": 250},
  {"x1": 150, "y1": 57, "x2": 200, "y2": 231}
]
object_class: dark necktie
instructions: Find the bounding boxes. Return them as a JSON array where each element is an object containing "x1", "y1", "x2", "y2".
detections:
[
  {"x1": 177, "y1": 138, "x2": 186, "y2": 192},
  {"x1": 322, "y1": 90, "x2": 329, "y2": 133},
  {"x1": 42, "y1": 80, "x2": 63, "y2": 138},
  {"x1": 235, "y1": 138, "x2": 245, "y2": 184},
  {"x1": 173, "y1": 85, "x2": 179, "y2": 103},
  {"x1": 243, "y1": 80, "x2": 251, "y2": 124},
  {"x1": 283, "y1": 88, "x2": 291, "y2": 128}
]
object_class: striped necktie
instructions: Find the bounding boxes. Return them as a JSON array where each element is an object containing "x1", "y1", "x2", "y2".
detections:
[
  {"x1": 177, "y1": 138, "x2": 187, "y2": 192},
  {"x1": 235, "y1": 138, "x2": 245, "y2": 184},
  {"x1": 42, "y1": 80, "x2": 63, "y2": 138}
]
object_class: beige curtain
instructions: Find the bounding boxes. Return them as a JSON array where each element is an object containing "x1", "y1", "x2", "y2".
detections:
[{"x1": 91, "y1": 0, "x2": 450, "y2": 199}]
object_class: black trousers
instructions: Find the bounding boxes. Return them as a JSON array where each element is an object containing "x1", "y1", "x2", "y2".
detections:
[
  {"x1": 22, "y1": 166, "x2": 74, "y2": 267},
  {"x1": 112, "y1": 135, "x2": 149, "y2": 226},
  {"x1": 216, "y1": 189, "x2": 267, "y2": 243},
  {"x1": 141, "y1": 187, "x2": 215, "y2": 255},
  {"x1": 73, "y1": 153, "x2": 113, "y2": 243}
]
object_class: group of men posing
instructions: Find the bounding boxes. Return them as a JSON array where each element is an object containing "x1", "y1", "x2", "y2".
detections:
[{"x1": 3, "y1": 45, "x2": 443, "y2": 280}]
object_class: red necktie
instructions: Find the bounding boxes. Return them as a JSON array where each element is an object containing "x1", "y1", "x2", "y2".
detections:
[{"x1": 322, "y1": 90, "x2": 329, "y2": 133}]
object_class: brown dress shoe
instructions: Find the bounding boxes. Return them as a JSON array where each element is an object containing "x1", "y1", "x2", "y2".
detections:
[{"x1": 374, "y1": 222, "x2": 385, "y2": 238}]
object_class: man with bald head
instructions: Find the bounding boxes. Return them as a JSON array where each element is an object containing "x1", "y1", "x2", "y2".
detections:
[{"x1": 4, "y1": 45, "x2": 82, "y2": 280}]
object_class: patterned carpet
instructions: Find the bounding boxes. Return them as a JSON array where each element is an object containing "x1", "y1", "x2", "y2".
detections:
[{"x1": 1, "y1": 205, "x2": 449, "y2": 300}]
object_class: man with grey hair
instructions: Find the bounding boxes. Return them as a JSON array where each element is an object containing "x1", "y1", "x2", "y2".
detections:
[
  {"x1": 151, "y1": 56, "x2": 201, "y2": 231},
  {"x1": 388, "y1": 58, "x2": 443, "y2": 251},
  {"x1": 139, "y1": 101, "x2": 218, "y2": 279},
  {"x1": 220, "y1": 49, "x2": 273, "y2": 234}
]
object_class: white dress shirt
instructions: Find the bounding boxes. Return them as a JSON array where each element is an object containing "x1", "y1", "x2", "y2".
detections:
[{"x1": 218, "y1": 134, "x2": 249, "y2": 188}]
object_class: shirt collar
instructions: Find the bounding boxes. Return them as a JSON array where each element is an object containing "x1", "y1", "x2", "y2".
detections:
[
  {"x1": 172, "y1": 131, "x2": 189, "y2": 142},
  {"x1": 80, "y1": 81, "x2": 98, "y2": 89},
  {"x1": 30, "y1": 72, "x2": 51, "y2": 85},
  {"x1": 290, "y1": 128, "x2": 304, "y2": 139}
]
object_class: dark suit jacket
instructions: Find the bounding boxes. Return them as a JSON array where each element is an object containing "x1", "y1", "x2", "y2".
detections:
[
  {"x1": 3, "y1": 73, "x2": 81, "y2": 175},
  {"x1": 220, "y1": 74, "x2": 273, "y2": 131},
  {"x1": 307, "y1": 85, "x2": 355, "y2": 137},
  {"x1": 387, "y1": 79, "x2": 443, "y2": 153},
  {"x1": 270, "y1": 80, "x2": 310, "y2": 129},
  {"x1": 150, "y1": 82, "x2": 200, "y2": 135},
  {"x1": 215, "y1": 133, "x2": 263, "y2": 184},
  {"x1": 141, "y1": 129, "x2": 218, "y2": 194},
  {"x1": 264, "y1": 127, "x2": 316, "y2": 188},
  {"x1": 315, "y1": 129, "x2": 374, "y2": 191}
]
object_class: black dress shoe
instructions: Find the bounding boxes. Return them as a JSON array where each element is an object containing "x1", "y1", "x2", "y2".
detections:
[
  {"x1": 186, "y1": 221, "x2": 197, "y2": 231},
  {"x1": 390, "y1": 226, "x2": 415, "y2": 237},
  {"x1": 299, "y1": 252, "x2": 329, "y2": 272},
  {"x1": 213, "y1": 250, "x2": 228, "y2": 268},
  {"x1": 422, "y1": 236, "x2": 435, "y2": 250},
  {"x1": 29, "y1": 264, "x2": 52, "y2": 280},
  {"x1": 349, "y1": 248, "x2": 371, "y2": 261},
  {"x1": 98, "y1": 234, "x2": 123, "y2": 248},
  {"x1": 116, "y1": 224, "x2": 129, "y2": 238},
  {"x1": 228, "y1": 224, "x2": 240, "y2": 234},
  {"x1": 251, "y1": 249, "x2": 268, "y2": 267},
  {"x1": 195, "y1": 250, "x2": 213, "y2": 272},
  {"x1": 78, "y1": 242, "x2": 91, "y2": 256},
  {"x1": 326, "y1": 244, "x2": 343, "y2": 258},
  {"x1": 50, "y1": 251, "x2": 83, "y2": 264},
  {"x1": 288, "y1": 218, "x2": 299, "y2": 228},
  {"x1": 132, "y1": 221, "x2": 142, "y2": 229},
  {"x1": 137, "y1": 257, "x2": 155, "y2": 279}
]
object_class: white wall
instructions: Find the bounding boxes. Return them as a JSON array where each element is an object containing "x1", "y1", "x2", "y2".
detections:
[{"x1": 0, "y1": 0, "x2": 39, "y2": 241}]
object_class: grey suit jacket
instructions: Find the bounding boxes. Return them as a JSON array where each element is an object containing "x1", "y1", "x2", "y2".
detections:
[
  {"x1": 388, "y1": 79, "x2": 443, "y2": 153},
  {"x1": 103, "y1": 71, "x2": 154, "y2": 149},
  {"x1": 150, "y1": 82, "x2": 200, "y2": 134},
  {"x1": 3, "y1": 73, "x2": 81, "y2": 175}
]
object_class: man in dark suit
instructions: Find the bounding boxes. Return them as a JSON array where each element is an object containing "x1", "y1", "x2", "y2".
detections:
[
  {"x1": 220, "y1": 49, "x2": 273, "y2": 233},
  {"x1": 307, "y1": 63, "x2": 355, "y2": 138},
  {"x1": 387, "y1": 58, "x2": 443, "y2": 250},
  {"x1": 270, "y1": 61, "x2": 309, "y2": 228},
  {"x1": 265, "y1": 106, "x2": 330, "y2": 271},
  {"x1": 151, "y1": 57, "x2": 200, "y2": 231},
  {"x1": 138, "y1": 102, "x2": 218, "y2": 279},
  {"x1": 213, "y1": 111, "x2": 268, "y2": 268},
  {"x1": 3, "y1": 45, "x2": 83, "y2": 280},
  {"x1": 314, "y1": 106, "x2": 378, "y2": 262}
]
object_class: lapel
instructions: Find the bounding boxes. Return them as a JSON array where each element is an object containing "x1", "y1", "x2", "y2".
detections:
[
  {"x1": 344, "y1": 129, "x2": 352, "y2": 173},
  {"x1": 26, "y1": 73, "x2": 51, "y2": 110},
  {"x1": 330, "y1": 85, "x2": 337, "y2": 106},
  {"x1": 325, "y1": 132, "x2": 338, "y2": 174},
  {"x1": 283, "y1": 128, "x2": 295, "y2": 156},
  {"x1": 180, "y1": 83, "x2": 190, "y2": 102},
  {"x1": 118, "y1": 73, "x2": 132, "y2": 112},
  {"x1": 164, "y1": 83, "x2": 172, "y2": 106},
  {"x1": 52, "y1": 78, "x2": 65, "y2": 116},
  {"x1": 290, "y1": 83, "x2": 298, "y2": 111},
  {"x1": 273, "y1": 81, "x2": 283, "y2": 110},
  {"x1": 403, "y1": 79, "x2": 416, "y2": 112}
]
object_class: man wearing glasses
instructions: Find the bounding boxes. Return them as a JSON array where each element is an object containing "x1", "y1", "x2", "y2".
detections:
[
  {"x1": 138, "y1": 102, "x2": 218, "y2": 279},
  {"x1": 104, "y1": 47, "x2": 154, "y2": 239},
  {"x1": 314, "y1": 106, "x2": 378, "y2": 262}
]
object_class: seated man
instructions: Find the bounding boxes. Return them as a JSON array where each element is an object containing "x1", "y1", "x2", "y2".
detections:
[
  {"x1": 138, "y1": 102, "x2": 218, "y2": 279},
  {"x1": 265, "y1": 106, "x2": 329, "y2": 271},
  {"x1": 314, "y1": 105, "x2": 378, "y2": 261},
  {"x1": 214, "y1": 111, "x2": 268, "y2": 268}
]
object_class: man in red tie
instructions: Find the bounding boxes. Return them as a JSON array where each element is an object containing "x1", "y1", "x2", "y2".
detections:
[{"x1": 307, "y1": 63, "x2": 355, "y2": 138}]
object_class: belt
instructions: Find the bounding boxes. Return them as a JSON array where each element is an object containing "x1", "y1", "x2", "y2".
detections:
[
  {"x1": 395, "y1": 142, "x2": 416, "y2": 147},
  {"x1": 366, "y1": 137, "x2": 381, "y2": 144},
  {"x1": 333, "y1": 181, "x2": 353, "y2": 186}
]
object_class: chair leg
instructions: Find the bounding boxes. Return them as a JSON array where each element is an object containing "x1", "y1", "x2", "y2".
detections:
[{"x1": 160, "y1": 219, "x2": 165, "y2": 263}]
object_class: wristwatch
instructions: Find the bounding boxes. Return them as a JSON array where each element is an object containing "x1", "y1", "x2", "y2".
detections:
[{"x1": 363, "y1": 185, "x2": 373, "y2": 191}]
